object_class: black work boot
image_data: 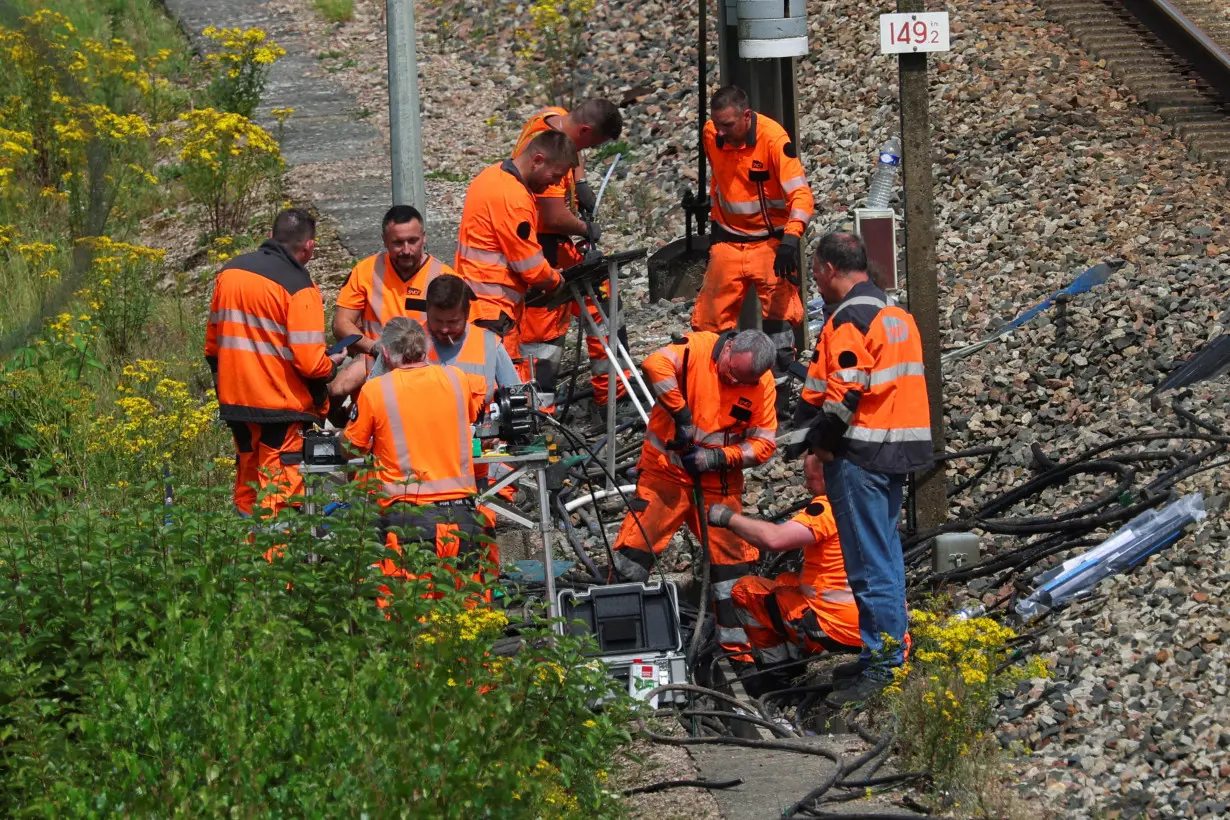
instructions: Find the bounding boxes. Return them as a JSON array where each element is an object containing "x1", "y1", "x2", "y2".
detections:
[
  {"x1": 831, "y1": 658, "x2": 869, "y2": 689},
  {"x1": 825, "y1": 674, "x2": 890, "y2": 708}
]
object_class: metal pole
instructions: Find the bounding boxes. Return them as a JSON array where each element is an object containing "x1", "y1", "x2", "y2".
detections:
[
  {"x1": 606, "y1": 259, "x2": 619, "y2": 490},
  {"x1": 386, "y1": 0, "x2": 426, "y2": 213},
  {"x1": 698, "y1": 0, "x2": 708, "y2": 198},
  {"x1": 897, "y1": 0, "x2": 947, "y2": 529},
  {"x1": 536, "y1": 465, "x2": 558, "y2": 623}
]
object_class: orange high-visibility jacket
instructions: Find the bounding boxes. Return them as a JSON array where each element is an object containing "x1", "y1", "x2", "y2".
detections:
[
  {"x1": 640, "y1": 331, "x2": 777, "y2": 487},
  {"x1": 427, "y1": 325, "x2": 504, "y2": 404},
  {"x1": 704, "y1": 113, "x2": 814, "y2": 240},
  {"x1": 803, "y1": 280, "x2": 934, "y2": 474},
  {"x1": 791, "y1": 495, "x2": 860, "y2": 647},
  {"x1": 513, "y1": 106, "x2": 575, "y2": 209},
  {"x1": 344, "y1": 363, "x2": 484, "y2": 507},
  {"x1": 455, "y1": 160, "x2": 563, "y2": 326},
  {"x1": 204, "y1": 239, "x2": 335, "y2": 423},
  {"x1": 336, "y1": 252, "x2": 454, "y2": 342}
]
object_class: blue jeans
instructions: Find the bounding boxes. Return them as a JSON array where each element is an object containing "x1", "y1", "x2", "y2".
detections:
[{"x1": 823, "y1": 458, "x2": 907, "y2": 680}]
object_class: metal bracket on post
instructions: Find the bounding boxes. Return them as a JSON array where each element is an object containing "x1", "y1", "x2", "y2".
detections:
[{"x1": 606, "y1": 258, "x2": 619, "y2": 491}]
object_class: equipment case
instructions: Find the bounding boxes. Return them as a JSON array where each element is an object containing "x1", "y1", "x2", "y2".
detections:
[{"x1": 557, "y1": 582, "x2": 689, "y2": 706}]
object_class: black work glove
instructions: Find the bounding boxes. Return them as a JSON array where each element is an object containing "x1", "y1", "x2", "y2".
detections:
[
  {"x1": 774, "y1": 234, "x2": 802, "y2": 283},
  {"x1": 575, "y1": 180, "x2": 597, "y2": 218},
  {"x1": 584, "y1": 218, "x2": 602, "y2": 245},
  {"x1": 681, "y1": 447, "x2": 726, "y2": 478},
  {"x1": 668, "y1": 408, "x2": 695, "y2": 451},
  {"x1": 708, "y1": 503, "x2": 735, "y2": 527}
]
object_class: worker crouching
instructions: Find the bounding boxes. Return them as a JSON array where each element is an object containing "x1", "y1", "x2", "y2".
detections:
[
  {"x1": 708, "y1": 453, "x2": 861, "y2": 695},
  {"x1": 610, "y1": 329, "x2": 778, "y2": 659},
  {"x1": 342, "y1": 318, "x2": 491, "y2": 600}
]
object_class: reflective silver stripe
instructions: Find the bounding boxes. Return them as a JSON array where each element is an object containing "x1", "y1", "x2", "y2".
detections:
[
  {"x1": 830, "y1": 295, "x2": 887, "y2": 322},
  {"x1": 716, "y1": 191, "x2": 764, "y2": 215},
  {"x1": 713, "y1": 213, "x2": 771, "y2": 238},
  {"x1": 781, "y1": 175, "x2": 808, "y2": 193},
  {"x1": 467, "y1": 280, "x2": 524, "y2": 304},
  {"x1": 869, "y1": 361, "x2": 926, "y2": 386},
  {"x1": 712, "y1": 578, "x2": 739, "y2": 599},
  {"x1": 821, "y1": 588, "x2": 856, "y2": 604},
  {"x1": 380, "y1": 374, "x2": 415, "y2": 478},
  {"x1": 451, "y1": 361, "x2": 487, "y2": 376},
  {"x1": 695, "y1": 428, "x2": 729, "y2": 446},
  {"x1": 589, "y1": 358, "x2": 613, "y2": 376},
  {"x1": 804, "y1": 376, "x2": 827, "y2": 393},
  {"x1": 717, "y1": 626, "x2": 748, "y2": 645},
  {"x1": 650, "y1": 376, "x2": 678, "y2": 396},
  {"x1": 832, "y1": 368, "x2": 871, "y2": 388},
  {"x1": 738, "y1": 441, "x2": 758, "y2": 465},
  {"x1": 381, "y1": 475, "x2": 475, "y2": 497},
  {"x1": 217, "y1": 334, "x2": 292, "y2": 360},
  {"x1": 644, "y1": 430, "x2": 684, "y2": 467},
  {"x1": 441, "y1": 366, "x2": 476, "y2": 484},
  {"x1": 660, "y1": 348, "x2": 682, "y2": 368},
  {"x1": 209, "y1": 309, "x2": 287, "y2": 336},
  {"x1": 480, "y1": 330, "x2": 499, "y2": 402},
  {"x1": 457, "y1": 243, "x2": 508, "y2": 267},
  {"x1": 287, "y1": 330, "x2": 325, "y2": 345},
  {"x1": 789, "y1": 208, "x2": 812, "y2": 225},
  {"x1": 424, "y1": 255, "x2": 445, "y2": 285},
  {"x1": 507, "y1": 251, "x2": 545, "y2": 273},
  {"x1": 823, "y1": 400, "x2": 854, "y2": 424},
  {"x1": 735, "y1": 605, "x2": 760, "y2": 628},
  {"x1": 758, "y1": 644, "x2": 790, "y2": 664},
  {"x1": 765, "y1": 198, "x2": 787, "y2": 209},
  {"x1": 522, "y1": 341, "x2": 564, "y2": 365},
  {"x1": 745, "y1": 427, "x2": 776, "y2": 444},
  {"x1": 844, "y1": 426, "x2": 932, "y2": 443},
  {"x1": 370, "y1": 252, "x2": 387, "y2": 326}
]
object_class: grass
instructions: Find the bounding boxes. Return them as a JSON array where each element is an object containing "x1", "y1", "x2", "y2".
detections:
[
  {"x1": 425, "y1": 169, "x2": 468, "y2": 183},
  {"x1": 592, "y1": 140, "x2": 631, "y2": 162},
  {"x1": 312, "y1": 0, "x2": 354, "y2": 23}
]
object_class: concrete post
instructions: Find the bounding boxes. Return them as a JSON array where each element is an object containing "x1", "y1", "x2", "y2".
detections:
[
  {"x1": 386, "y1": 0, "x2": 426, "y2": 214},
  {"x1": 897, "y1": 0, "x2": 947, "y2": 528}
]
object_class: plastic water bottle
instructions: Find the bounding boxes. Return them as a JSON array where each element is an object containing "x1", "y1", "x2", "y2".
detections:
[
  {"x1": 952, "y1": 604, "x2": 986, "y2": 622},
  {"x1": 866, "y1": 137, "x2": 902, "y2": 208}
]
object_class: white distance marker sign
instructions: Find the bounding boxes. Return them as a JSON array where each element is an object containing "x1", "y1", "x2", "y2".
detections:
[{"x1": 879, "y1": 12, "x2": 951, "y2": 54}]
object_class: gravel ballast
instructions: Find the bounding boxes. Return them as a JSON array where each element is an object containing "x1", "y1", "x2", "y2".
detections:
[{"x1": 243, "y1": 0, "x2": 1227, "y2": 815}]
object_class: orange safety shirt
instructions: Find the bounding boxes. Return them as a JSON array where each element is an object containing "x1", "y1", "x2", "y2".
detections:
[
  {"x1": 802, "y1": 280, "x2": 934, "y2": 474},
  {"x1": 454, "y1": 160, "x2": 563, "y2": 326},
  {"x1": 513, "y1": 106, "x2": 576, "y2": 210},
  {"x1": 790, "y1": 495, "x2": 861, "y2": 648},
  {"x1": 639, "y1": 331, "x2": 777, "y2": 488},
  {"x1": 344, "y1": 363, "x2": 485, "y2": 507},
  {"x1": 205, "y1": 239, "x2": 335, "y2": 423},
  {"x1": 336, "y1": 252, "x2": 454, "y2": 342},
  {"x1": 704, "y1": 112, "x2": 814, "y2": 240},
  {"x1": 426, "y1": 324, "x2": 504, "y2": 404}
]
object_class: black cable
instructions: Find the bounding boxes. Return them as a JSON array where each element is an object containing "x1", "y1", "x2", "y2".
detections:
[
  {"x1": 532, "y1": 409, "x2": 667, "y2": 587},
  {"x1": 622, "y1": 778, "x2": 743, "y2": 796}
]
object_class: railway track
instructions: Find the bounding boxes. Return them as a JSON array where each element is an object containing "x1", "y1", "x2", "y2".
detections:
[{"x1": 1042, "y1": 0, "x2": 1230, "y2": 169}]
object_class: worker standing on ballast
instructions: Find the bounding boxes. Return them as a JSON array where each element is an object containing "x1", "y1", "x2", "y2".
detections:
[
  {"x1": 801, "y1": 232, "x2": 933, "y2": 706},
  {"x1": 329, "y1": 205, "x2": 456, "y2": 406},
  {"x1": 512, "y1": 99, "x2": 630, "y2": 412},
  {"x1": 708, "y1": 452, "x2": 861, "y2": 694},
  {"x1": 205, "y1": 208, "x2": 345, "y2": 517},
  {"x1": 343, "y1": 318, "x2": 489, "y2": 592},
  {"x1": 610, "y1": 329, "x2": 778, "y2": 659},
  {"x1": 692, "y1": 85, "x2": 814, "y2": 377},
  {"x1": 455, "y1": 130, "x2": 575, "y2": 379}
]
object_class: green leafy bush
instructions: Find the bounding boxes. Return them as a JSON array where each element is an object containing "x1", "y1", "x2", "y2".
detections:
[{"x1": 0, "y1": 478, "x2": 631, "y2": 817}]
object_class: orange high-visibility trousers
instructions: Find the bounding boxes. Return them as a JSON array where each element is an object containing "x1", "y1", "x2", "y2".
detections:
[
  {"x1": 376, "y1": 501, "x2": 493, "y2": 607},
  {"x1": 731, "y1": 572, "x2": 862, "y2": 665},
  {"x1": 228, "y1": 421, "x2": 305, "y2": 516},
  {"x1": 691, "y1": 239, "x2": 804, "y2": 333},
  {"x1": 611, "y1": 468, "x2": 758, "y2": 658}
]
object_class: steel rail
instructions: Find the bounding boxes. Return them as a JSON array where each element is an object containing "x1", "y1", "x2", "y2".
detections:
[{"x1": 1120, "y1": 0, "x2": 1230, "y2": 102}]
